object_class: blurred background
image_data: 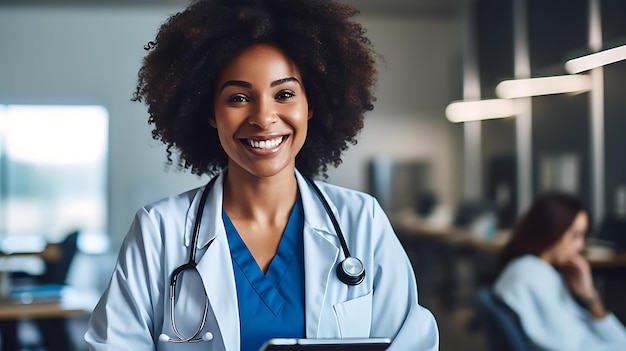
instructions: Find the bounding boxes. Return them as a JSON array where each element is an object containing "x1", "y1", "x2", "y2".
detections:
[{"x1": 1, "y1": 0, "x2": 625, "y2": 350}]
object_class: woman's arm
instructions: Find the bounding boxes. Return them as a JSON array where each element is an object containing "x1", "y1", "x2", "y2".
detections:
[
  {"x1": 367, "y1": 199, "x2": 439, "y2": 351},
  {"x1": 85, "y1": 208, "x2": 164, "y2": 350},
  {"x1": 561, "y1": 254, "x2": 607, "y2": 318}
]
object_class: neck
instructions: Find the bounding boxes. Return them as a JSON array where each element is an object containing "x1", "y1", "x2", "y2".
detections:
[
  {"x1": 222, "y1": 167, "x2": 299, "y2": 223},
  {"x1": 538, "y1": 251, "x2": 553, "y2": 264}
]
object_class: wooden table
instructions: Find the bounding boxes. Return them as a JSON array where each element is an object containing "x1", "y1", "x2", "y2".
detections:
[
  {"x1": 1, "y1": 240, "x2": 98, "y2": 320},
  {"x1": 0, "y1": 240, "x2": 64, "y2": 298},
  {"x1": 391, "y1": 211, "x2": 626, "y2": 322},
  {"x1": 0, "y1": 286, "x2": 99, "y2": 320},
  {"x1": 390, "y1": 212, "x2": 626, "y2": 268}
]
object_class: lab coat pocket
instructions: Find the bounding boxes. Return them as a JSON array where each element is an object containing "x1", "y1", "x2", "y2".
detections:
[{"x1": 333, "y1": 290, "x2": 373, "y2": 338}]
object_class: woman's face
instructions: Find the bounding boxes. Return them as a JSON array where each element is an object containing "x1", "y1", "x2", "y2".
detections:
[
  {"x1": 543, "y1": 211, "x2": 588, "y2": 266},
  {"x1": 211, "y1": 43, "x2": 312, "y2": 179}
]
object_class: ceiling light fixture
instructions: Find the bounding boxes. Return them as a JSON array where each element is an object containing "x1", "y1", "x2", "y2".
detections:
[
  {"x1": 565, "y1": 44, "x2": 626, "y2": 73},
  {"x1": 445, "y1": 99, "x2": 517, "y2": 123},
  {"x1": 495, "y1": 74, "x2": 591, "y2": 99}
]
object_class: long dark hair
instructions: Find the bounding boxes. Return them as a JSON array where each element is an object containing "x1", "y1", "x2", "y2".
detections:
[{"x1": 500, "y1": 191, "x2": 587, "y2": 268}]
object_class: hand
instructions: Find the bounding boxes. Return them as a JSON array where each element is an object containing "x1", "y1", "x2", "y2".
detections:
[
  {"x1": 560, "y1": 253, "x2": 596, "y2": 300},
  {"x1": 560, "y1": 254, "x2": 607, "y2": 318}
]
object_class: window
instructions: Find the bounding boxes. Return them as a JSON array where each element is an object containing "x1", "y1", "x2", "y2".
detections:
[{"x1": 0, "y1": 105, "x2": 108, "y2": 251}]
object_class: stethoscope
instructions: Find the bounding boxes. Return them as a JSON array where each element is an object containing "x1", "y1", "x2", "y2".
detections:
[{"x1": 159, "y1": 175, "x2": 365, "y2": 343}]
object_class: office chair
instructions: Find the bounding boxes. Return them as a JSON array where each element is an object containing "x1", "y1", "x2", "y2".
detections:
[
  {"x1": 39, "y1": 230, "x2": 79, "y2": 286},
  {"x1": 4, "y1": 231, "x2": 80, "y2": 351},
  {"x1": 473, "y1": 287, "x2": 531, "y2": 351},
  {"x1": 35, "y1": 230, "x2": 79, "y2": 351}
]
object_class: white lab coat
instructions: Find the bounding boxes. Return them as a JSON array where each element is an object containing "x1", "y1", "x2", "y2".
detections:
[{"x1": 85, "y1": 171, "x2": 439, "y2": 351}]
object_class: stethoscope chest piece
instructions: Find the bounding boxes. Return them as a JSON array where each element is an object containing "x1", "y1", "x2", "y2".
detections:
[
  {"x1": 305, "y1": 176, "x2": 366, "y2": 287},
  {"x1": 337, "y1": 256, "x2": 365, "y2": 285}
]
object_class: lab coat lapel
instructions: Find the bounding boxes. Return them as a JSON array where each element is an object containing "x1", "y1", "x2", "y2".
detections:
[
  {"x1": 196, "y1": 236, "x2": 239, "y2": 351},
  {"x1": 186, "y1": 171, "x2": 343, "y2": 346},
  {"x1": 302, "y1": 225, "x2": 340, "y2": 338},
  {"x1": 297, "y1": 172, "x2": 341, "y2": 338},
  {"x1": 192, "y1": 173, "x2": 240, "y2": 351}
]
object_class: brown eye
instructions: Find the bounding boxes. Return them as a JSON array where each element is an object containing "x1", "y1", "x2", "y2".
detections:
[
  {"x1": 275, "y1": 91, "x2": 295, "y2": 101},
  {"x1": 228, "y1": 95, "x2": 248, "y2": 103}
]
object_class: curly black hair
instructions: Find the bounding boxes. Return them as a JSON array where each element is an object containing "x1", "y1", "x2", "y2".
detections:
[{"x1": 132, "y1": 0, "x2": 377, "y2": 178}]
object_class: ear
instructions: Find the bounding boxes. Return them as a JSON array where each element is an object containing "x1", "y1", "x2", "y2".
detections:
[
  {"x1": 208, "y1": 115, "x2": 217, "y2": 128},
  {"x1": 308, "y1": 109, "x2": 313, "y2": 120}
]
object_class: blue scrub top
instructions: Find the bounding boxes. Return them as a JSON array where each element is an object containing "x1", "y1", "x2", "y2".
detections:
[{"x1": 223, "y1": 196, "x2": 306, "y2": 351}]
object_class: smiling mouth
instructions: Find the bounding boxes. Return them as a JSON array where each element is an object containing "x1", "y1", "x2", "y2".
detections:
[{"x1": 243, "y1": 136, "x2": 286, "y2": 149}]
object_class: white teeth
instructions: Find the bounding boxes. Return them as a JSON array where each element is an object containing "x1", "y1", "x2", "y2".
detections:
[{"x1": 247, "y1": 136, "x2": 284, "y2": 149}]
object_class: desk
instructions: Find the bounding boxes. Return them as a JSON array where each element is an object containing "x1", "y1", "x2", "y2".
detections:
[
  {"x1": 391, "y1": 213, "x2": 507, "y2": 251},
  {"x1": 0, "y1": 286, "x2": 98, "y2": 351},
  {"x1": 0, "y1": 242, "x2": 60, "y2": 261},
  {"x1": 390, "y1": 212, "x2": 626, "y2": 269},
  {"x1": 390, "y1": 212, "x2": 505, "y2": 308},
  {"x1": 0, "y1": 241, "x2": 63, "y2": 298},
  {"x1": 0, "y1": 286, "x2": 98, "y2": 320},
  {"x1": 391, "y1": 212, "x2": 626, "y2": 322}
]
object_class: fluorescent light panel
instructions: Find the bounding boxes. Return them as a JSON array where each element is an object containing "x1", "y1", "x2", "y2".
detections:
[
  {"x1": 445, "y1": 99, "x2": 516, "y2": 123},
  {"x1": 496, "y1": 74, "x2": 591, "y2": 99},
  {"x1": 566, "y1": 44, "x2": 626, "y2": 73}
]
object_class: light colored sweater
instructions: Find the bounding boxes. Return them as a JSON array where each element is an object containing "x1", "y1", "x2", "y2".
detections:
[{"x1": 494, "y1": 255, "x2": 626, "y2": 351}]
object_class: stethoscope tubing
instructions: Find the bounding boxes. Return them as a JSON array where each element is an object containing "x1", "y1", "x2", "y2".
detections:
[
  {"x1": 162, "y1": 173, "x2": 364, "y2": 343},
  {"x1": 303, "y1": 176, "x2": 352, "y2": 260}
]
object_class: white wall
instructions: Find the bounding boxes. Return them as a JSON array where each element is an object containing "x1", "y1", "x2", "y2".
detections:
[
  {"x1": 327, "y1": 13, "x2": 463, "y2": 209},
  {"x1": 0, "y1": 6, "x2": 463, "y2": 246}
]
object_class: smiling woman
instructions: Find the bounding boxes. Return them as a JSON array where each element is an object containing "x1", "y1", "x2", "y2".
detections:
[
  {"x1": 211, "y1": 43, "x2": 312, "y2": 184},
  {"x1": 85, "y1": 1, "x2": 439, "y2": 350}
]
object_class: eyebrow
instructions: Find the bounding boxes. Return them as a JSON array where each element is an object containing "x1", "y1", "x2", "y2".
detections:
[
  {"x1": 271, "y1": 77, "x2": 301, "y2": 87},
  {"x1": 219, "y1": 77, "x2": 302, "y2": 92},
  {"x1": 220, "y1": 80, "x2": 251, "y2": 91}
]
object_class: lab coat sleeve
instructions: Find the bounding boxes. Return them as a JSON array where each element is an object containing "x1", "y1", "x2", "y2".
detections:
[
  {"x1": 85, "y1": 207, "x2": 165, "y2": 350},
  {"x1": 367, "y1": 199, "x2": 439, "y2": 350}
]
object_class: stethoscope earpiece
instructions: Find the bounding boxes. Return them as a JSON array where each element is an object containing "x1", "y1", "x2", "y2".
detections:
[
  {"x1": 337, "y1": 256, "x2": 365, "y2": 285},
  {"x1": 159, "y1": 332, "x2": 213, "y2": 343}
]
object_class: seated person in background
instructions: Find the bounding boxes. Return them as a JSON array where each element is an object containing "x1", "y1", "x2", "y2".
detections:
[{"x1": 494, "y1": 192, "x2": 626, "y2": 350}]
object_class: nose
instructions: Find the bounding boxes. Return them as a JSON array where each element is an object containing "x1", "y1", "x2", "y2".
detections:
[{"x1": 248, "y1": 98, "x2": 278, "y2": 129}]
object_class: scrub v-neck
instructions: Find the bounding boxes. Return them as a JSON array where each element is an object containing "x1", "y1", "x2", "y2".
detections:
[{"x1": 223, "y1": 196, "x2": 305, "y2": 351}]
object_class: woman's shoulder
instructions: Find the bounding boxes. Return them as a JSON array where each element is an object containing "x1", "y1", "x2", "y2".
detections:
[
  {"x1": 495, "y1": 255, "x2": 560, "y2": 294},
  {"x1": 313, "y1": 180, "x2": 376, "y2": 203},
  {"x1": 312, "y1": 180, "x2": 382, "y2": 213},
  {"x1": 141, "y1": 185, "x2": 204, "y2": 217},
  {"x1": 501, "y1": 255, "x2": 555, "y2": 278},
  {"x1": 505, "y1": 255, "x2": 549, "y2": 273}
]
